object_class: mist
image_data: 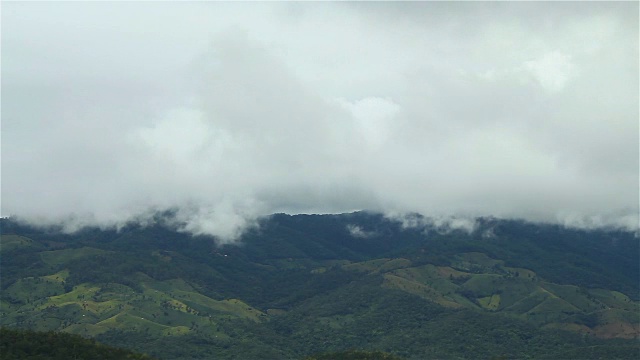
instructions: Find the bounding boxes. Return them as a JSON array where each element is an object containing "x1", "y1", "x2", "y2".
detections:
[{"x1": 2, "y1": 2, "x2": 638, "y2": 243}]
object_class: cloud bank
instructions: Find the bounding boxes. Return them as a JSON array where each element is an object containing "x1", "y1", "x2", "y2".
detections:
[{"x1": 2, "y1": 2, "x2": 638, "y2": 242}]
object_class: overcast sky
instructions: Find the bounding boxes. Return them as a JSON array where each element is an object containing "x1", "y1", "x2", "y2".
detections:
[{"x1": 2, "y1": 2, "x2": 638, "y2": 241}]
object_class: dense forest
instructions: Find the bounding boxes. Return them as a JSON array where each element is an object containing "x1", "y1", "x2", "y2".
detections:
[
  {"x1": 1, "y1": 212, "x2": 638, "y2": 359},
  {"x1": 0, "y1": 327, "x2": 154, "y2": 359}
]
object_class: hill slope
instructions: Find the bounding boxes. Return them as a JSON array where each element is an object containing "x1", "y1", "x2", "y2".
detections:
[
  {"x1": 1, "y1": 213, "x2": 638, "y2": 359},
  {"x1": 0, "y1": 327, "x2": 155, "y2": 359}
]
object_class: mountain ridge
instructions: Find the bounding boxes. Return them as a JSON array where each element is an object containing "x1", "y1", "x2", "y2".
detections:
[{"x1": 1, "y1": 212, "x2": 638, "y2": 359}]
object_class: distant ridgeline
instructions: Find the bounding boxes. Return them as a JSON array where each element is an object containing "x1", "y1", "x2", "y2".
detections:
[{"x1": 1, "y1": 213, "x2": 638, "y2": 360}]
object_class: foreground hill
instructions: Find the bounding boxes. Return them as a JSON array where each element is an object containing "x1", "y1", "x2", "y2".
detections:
[
  {"x1": 0, "y1": 327, "x2": 154, "y2": 359},
  {"x1": 1, "y1": 212, "x2": 638, "y2": 359}
]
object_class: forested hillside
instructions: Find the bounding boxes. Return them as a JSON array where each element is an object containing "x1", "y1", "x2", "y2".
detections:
[
  {"x1": 0, "y1": 327, "x2": 154, "y2": 359},
  {"x1": 1, "y1": 213, "x2": 638, "y2": 359}
]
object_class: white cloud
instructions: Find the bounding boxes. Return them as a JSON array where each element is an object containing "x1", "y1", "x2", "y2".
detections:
[
  {"x1": 385, "y1": 213, "x2": 478, "y2": 235},
  {"x1": 347, "y1": 224, "x2": 376, "y2": 239},
  {"x1": 2, "y1": 2, "x2": 638, "y2": 241},
  {"x1": 524, "y1": 51, "x2": 576, "y2": 93},
  {"x1": 336, "y1": 97, "x2": 400, "y2": 149}
]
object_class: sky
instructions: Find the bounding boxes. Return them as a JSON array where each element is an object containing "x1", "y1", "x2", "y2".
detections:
[{"x1": 2, "y1": 2, "x2": 638, "y2": 242}]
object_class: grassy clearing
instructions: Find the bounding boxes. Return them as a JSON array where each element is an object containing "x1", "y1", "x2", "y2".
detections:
[
  {"x1": 81, "y1": 300, "x2": 122, "y2": 316},
  {"x1": 436, "y1": 266, "x2": 471, "y2": 280},
  {"x1": 342, "y1": 259, "x2": 392, "y2": 273},
  {"x1": 504, "y1": 267, "x2": 537, "y2": 279},
  {"x1": 162, "y1": 325, "x2": 190, "y2": 336},
  {"x1": 503, "y1": 289, "x2": 550, "y2": 314},
  {"x1": 460, "y1": 274, "x2": 504, "y2": 297},
  {"x1": 390, "y1": 265, "x2": 459, "y2": 295},
  {"x1": 597, "y1": 308, "x2": 639, "y2": 324},
  {"x1": 143, "y1": 279, "x2": 265, "y2": 321},
  {"x1": 4, "y1": 277, "x2": 66, "y2": 303},
  {"x1": 46, "y1": 283, "x2": 101, "y2": 305},
  {"x1": 42, "y1": 269, "x2": 70, "y2": 282},
  {"x1": 219, "y1": 299, "x2": 265, "y2": 321},
  {"x1": 375, "y1": 255, "x2": 638, "y2": 330},
  {"x1": 112, "y1": 312, "x2": 172, "y2": 334},
  {"x1": 526, "y1": 297, "x2": 580, "y2": 323},
  {"x1": 478, "y1": 294, "x2": 501, "y2": 311},
  {"x1": 375, "y1": 258, "x2": 412, "y2": 273},
  {"x1": 391, "y1": 264, "x2": 439, "y2": 283},
  {"x1": 451, "y1": 252, "x2": 503, "y2": 272},
  {"x1": 588, "y1": 289, "x2": 638, "y2": 311},
  {"x1": 0, "y1": 299, "x2": 19, "y2": 313},
  {"x1": 541, "y1": 283, "x2": 601, "y2": 311},
  {"x1": 95, "y1": 310, "x2": 201, "y2": 337},
  {"x1": 0, "y1": 235, "x2": 35, "y2": 251},
  {"x1": 382, "y1": 274, "x2": 462, "y2": 308},
  {"x1": 592, "y1": 321, "x2": 640, "y2": 339},
  {"x1": 497, "y1": 282, "x2": 540, "y2": 310}
]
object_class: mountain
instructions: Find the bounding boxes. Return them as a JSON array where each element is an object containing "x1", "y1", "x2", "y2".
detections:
[{"x1": 1, "y1": 212, "x2": 638, "y2": 359}]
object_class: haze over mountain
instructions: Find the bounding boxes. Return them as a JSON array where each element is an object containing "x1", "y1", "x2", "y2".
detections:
[{"x1": 2, "y1": 2, "x2": 638, "y2": 242}]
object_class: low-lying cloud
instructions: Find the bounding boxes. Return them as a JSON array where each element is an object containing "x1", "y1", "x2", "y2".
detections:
[
  {"x1": 2, "y1": 2, "x2": 638, "y2": 243},
  {"x1": 347, "y1": 224, "x2": 378, "y2": 239}
]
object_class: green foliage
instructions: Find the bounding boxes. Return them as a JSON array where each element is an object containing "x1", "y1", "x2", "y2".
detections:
[
  {"x1": 0, "y1": 327, "x2": 155, "y2": 359},
  {"x1": 1, "y1": 214, "x2": 638, "y2": 360},
  {"x1": 305, "y1": 349, "x2": 403, "y2": 360}
]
